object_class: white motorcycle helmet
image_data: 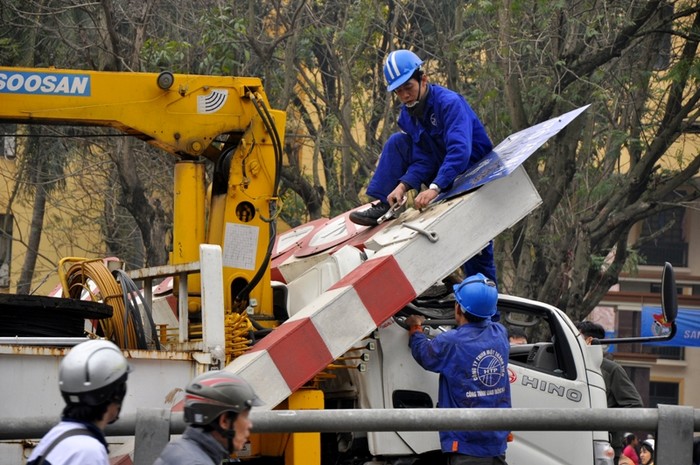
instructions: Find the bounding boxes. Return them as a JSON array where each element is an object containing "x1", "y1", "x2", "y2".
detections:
[{"x1": 59, "y1": 339, "x2": 131, "y2": 406}]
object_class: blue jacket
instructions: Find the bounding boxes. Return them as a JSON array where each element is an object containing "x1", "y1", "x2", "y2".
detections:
[
  {"x1": 397, "y1": 84, "x2": 492, "y2": 192},
  {"x1": 364, "y1": 84, "x2": 498, "y2": 286},
  {"x1": 366, "y1": 85, "x2": 493, "y2": 201},
  {"x1": 409, "y1": 319, "x2": 511, "y2": 457}
]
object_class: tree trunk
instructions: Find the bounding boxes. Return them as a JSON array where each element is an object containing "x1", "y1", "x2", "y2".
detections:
[
  {"x1": 111, "y1": 138, "x2": 170, "y2": 266},
  {"x1": 16, "y1": 184, "x2": 47, "y2": 294}
]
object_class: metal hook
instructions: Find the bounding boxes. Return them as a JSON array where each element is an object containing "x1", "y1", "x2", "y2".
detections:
[{"x1": 401, "y1": 222, "x2": 439, "y2": 243}]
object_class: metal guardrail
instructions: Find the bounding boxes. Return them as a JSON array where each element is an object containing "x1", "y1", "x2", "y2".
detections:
[{"x1": 3, "y1": 406, "x2": 698, "y2": 464}]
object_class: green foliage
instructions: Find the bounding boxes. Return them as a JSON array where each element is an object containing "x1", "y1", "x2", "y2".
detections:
[
  {"x1": 0, "y1": 38, "x2": 20, "y2": 65},
  {"x1": 141, "y1": 39, "x2": 192, "y2": 73},
  {"x1": 623, "y1": 248, "x2": 645, "y2": 275},
  {"x1": 15, "y1": 131, "x2": 69, "y2": 199},
  {"x1": 279, "y1": 187, "x2": 311, "y2": 228},
  {"x1": 196, "y1": 8, "x2": 250, "y2": 76},
  {"x1": 2, "y1": 0, "x2": 698, "y2": 314},
  {"x1": 589, "y1": 253, "x2": 607, "y2": 271},
  {"x1": 140, "y1": 6, "x2": 250, "y2": 76},
  {"x1": 590, "y1": 247, "x2": 642, "y2": 276}
]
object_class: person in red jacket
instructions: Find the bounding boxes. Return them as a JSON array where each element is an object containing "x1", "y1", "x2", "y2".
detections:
[{"x1": 621, "y1": 433, "x2": 640, "y2": 465}]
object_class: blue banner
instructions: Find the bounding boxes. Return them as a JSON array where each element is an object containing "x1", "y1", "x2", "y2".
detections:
[{"x1": 641, "y1": 306, "x2": 700, "y2": 347}]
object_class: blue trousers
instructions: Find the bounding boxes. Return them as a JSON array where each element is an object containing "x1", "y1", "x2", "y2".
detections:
[
  {"x1": 366, "y1": 132, "x2": 418, "y2": 201},
  {"x1": 366, "y1": 133, "x2": 497, "y2": 287},
  {"x1": 462, "y1": 241, "x2": 496, "y2": 286}
]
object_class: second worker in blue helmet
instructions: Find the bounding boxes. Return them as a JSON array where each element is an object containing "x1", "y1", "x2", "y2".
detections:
[
  {"x1": 350, "y1": 49, "x2": 496, "y2": 284},
  {"x1": 406, "y1": 274, "x2": 511, "y2": 464}
]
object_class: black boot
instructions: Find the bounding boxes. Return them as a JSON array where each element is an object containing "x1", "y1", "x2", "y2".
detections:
[{"x1": 349, "y1": 201, "x2": 391, "y2": 226}]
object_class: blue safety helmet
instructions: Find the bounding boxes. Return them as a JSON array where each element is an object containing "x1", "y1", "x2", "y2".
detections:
[
  {"x1": 453, "y1": 273, "x2": 498, "y2": 318},
  {"x1": 384, "y1": 49, "x2": 423, "y2": 92}
]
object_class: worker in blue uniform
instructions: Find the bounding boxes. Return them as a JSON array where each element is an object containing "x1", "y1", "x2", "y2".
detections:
[
  {"x1": 350, "y1": 49, "x2": 496, "y2": 283},
  {"x1": 406, "y1": 274, "x2": 511, "y2": 464}
]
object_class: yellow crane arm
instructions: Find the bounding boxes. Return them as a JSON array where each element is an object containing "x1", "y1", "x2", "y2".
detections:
[
  {"x1": 0, "y1": 67, "x2": 283, "y2": 160},
  {"x1": 1, "y1": 66, "x2": 287, "y2": 319}
]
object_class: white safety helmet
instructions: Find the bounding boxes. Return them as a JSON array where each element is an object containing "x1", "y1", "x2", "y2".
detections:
[{"x1": 59, "y1": 339, "x2": 131, "y2": 406}]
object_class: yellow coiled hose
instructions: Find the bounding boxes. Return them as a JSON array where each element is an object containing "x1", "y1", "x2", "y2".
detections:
[
  {"x1": 58, "y1": 257, "x2": 139, "y2": 349},
  {"x1": 225, "y1": 311, "x2": 254, "y2": 363},
  {"x1": 58, "y1": 258, "x2": 259, "y2": 355}
]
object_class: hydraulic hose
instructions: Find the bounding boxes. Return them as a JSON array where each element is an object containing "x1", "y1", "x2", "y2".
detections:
[
  {"x1": 232, "y1": 93, "x2": 283, "y2": 306},
  {"x1": 113, "y1": 269, "x2": 161, "y2": 350},
  {"x1": 58, "y1": 258, "x2": 139, "y2": 349}
]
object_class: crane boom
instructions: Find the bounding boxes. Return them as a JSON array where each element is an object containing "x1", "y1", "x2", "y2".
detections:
[
  {"x1": 0, "y1": 67, "x2": 283, "y2": 160},
  {"x1": 0, "y1": 66, "x2": 286, "y2": 318}
]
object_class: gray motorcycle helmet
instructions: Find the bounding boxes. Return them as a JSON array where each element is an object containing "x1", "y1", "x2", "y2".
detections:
[
  {"x1": 184, "y1": 370, "x2": 263, "y2": 426},
  {"x1": 59, "y1": 339, "x2": 131, "y2": 406}
]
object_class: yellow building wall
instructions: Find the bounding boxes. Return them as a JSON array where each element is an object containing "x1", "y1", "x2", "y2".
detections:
[
  {"x1": 683, "y1": 198, "x2": 700, "y2": 277},
  {"x1": 0, "y1": 155, "x2": 107, "y2": 295},
  {"x1": 618, "y1": 196, "x2": 700, "y2": 412}
]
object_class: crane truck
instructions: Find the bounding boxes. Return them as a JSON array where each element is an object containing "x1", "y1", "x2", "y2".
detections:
[{"x1": 0, "y1": 66, "x2": 678, "y2": 465}]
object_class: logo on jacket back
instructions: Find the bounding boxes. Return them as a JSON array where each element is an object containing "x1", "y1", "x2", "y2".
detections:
[
  {"x1": 0, "y1": 71, "x2": 91, "y2": 96},
  {"x1": 472, "y1": 349, "x2": 505, "y2": 388}
]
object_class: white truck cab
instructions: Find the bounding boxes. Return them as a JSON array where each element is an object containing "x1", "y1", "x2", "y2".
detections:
[
  {"x1": 317, "y1": 262, "x2": 678, "y2": 465},
  {"x1": 320, "y1": 289, "x2": 613, "y2": 464}
]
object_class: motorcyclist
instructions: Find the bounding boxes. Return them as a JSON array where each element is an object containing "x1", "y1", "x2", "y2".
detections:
[
  {"x1": 27, "y1": 339, "x2": 132, "y2": 465},
  {"x1": 154, "y1": 370, "x2": 263, "y2": 465}
]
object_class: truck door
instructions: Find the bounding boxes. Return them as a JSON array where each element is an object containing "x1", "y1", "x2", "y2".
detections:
[{"x1": 504, "y1": 299, "x2": 599, "y2": 465}]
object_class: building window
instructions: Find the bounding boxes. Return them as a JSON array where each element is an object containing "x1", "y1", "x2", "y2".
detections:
[
  {"x1": 0, "y1": 214, "x2": 11, "y2": 289},
  {"x1": 637, "y1": 206, "x2": 688, "y2": 267},
  {"x1": 650, "y1": 282, "x2": 693, "y2": 297},
  {"x1": 624, "y1": 366, "x2": 650, "y2": 406},
  {"x1": 648, "y1": 381, "x2": 679, "y2": 407},
  {"x1": 0, "y1": 124, "x2": 17, "y2": 160}
]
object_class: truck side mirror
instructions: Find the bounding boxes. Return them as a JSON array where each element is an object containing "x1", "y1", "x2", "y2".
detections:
[
  {"x1": 661, "y1": 261, "x2": 678, "y2": 324},
  {"x1": 597, "y1": 262, "x2": 677, "y2": 345}
]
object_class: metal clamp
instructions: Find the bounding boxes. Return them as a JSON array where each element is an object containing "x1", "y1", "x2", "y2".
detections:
[{"x1": 401, "y1": 222, "x2": 439, "y2": 242}]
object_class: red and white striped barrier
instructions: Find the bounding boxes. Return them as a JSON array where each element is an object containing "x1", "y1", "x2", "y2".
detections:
[{"x1": 226, "y1": 166, "x2": 541, "y2": 409}]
